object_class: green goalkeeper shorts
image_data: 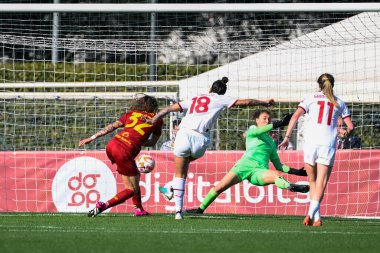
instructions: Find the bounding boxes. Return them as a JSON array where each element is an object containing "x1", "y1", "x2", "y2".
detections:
[{"x1": 230, "y1": 158, "x2": 269, "y2": 186}]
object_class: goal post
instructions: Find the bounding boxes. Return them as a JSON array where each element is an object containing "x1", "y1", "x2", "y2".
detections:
[{"x1": 0, "y1": 3, "x2": 379, "y2": 218}]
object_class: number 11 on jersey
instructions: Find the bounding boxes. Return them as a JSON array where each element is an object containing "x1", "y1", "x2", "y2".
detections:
[{"x1": 317, "y1": 100, "x2": 334, "y2": 125}]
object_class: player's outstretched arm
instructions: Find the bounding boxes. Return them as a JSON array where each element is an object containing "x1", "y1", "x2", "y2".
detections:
[
  {"x1": 272, "y1": 158, "x2": 307, "y2": 177},
  {"x1": 234, "y1": 98, "x2": 275, "y2": 107},
  {"x1": 272, "y1": 113, "x2": 293, "y2": 129},
  {"x1": 78, "y1": 120, "x2": 123, "y2": 147},
  {"x1": 143, "y1": 103, "x2": 182, "y2": 125}
]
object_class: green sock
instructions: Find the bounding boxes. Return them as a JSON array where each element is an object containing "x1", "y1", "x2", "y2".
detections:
[
  {"x1": 200, "y1": 188, "x2": 219, "y2": 211},
  {"x1": 275, "y1": 177, "x2": 291, "y2": 189}
]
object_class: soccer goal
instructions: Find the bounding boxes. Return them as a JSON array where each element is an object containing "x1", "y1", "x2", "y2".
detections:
[{"x1": 0, "y1": 3, "x2": 379, "y2": 218}]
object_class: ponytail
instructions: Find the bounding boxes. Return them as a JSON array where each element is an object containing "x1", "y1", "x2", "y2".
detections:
[{"x1": 318, "y1": 73, "x2": 338, "y2": 108}]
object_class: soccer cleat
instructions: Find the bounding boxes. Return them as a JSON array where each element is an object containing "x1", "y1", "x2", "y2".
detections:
[
  {"x1": 88, "y1": 201, "x2": 106, "y2": 217},
  {"x1": 303, "y1": 215, "x2": 313, "y2": 226},
  {"x1": 175, "y1": 210, "x2": 184, "y2": 220},
  {"x1": 134, "y1": 209, "x2": 151, "y2": 217},
  {"x1": 288, "y1": 184, "x2": 310, "y2": 193},
  {"x1": 313, "y1": 219, "x2": 322, "y2": 227},
  {"x1": 186, "y1": 208, "x2": 204, "y2": 214},
  {"x1": 159, "y1": 186, "x2": 174, "y2": 201}
]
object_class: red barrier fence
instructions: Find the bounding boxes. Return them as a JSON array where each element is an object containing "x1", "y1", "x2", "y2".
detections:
[{"x1": 1, "y1": 150, "x2": 379, "y2": 217}]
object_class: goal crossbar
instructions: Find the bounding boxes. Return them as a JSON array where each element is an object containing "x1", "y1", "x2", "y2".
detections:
[
  {"x1": 1, "y1": 3, "x2": 380, "y2": 13},
  {"x1": 0, "y1": 81, "x2": 179, "y2": 88},
  {"x1": 0, "y1": 92, "x2": 178, "y2": 100}
]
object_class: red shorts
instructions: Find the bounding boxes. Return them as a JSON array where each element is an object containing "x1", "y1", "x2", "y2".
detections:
[{"x1": 106, "y1": 139, "x2": 139, "y2": 176}]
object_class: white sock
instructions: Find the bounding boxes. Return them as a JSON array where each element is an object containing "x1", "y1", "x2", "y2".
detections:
[
  {"x1": 307, "y1": 200, "x2": 320, "y2": 219},
  {"x1": 314, "y1": 208, "x2": 321, "y2": 221},
  {"x1": 172, "y1": 177, "x2": 186, "y2": 212}
]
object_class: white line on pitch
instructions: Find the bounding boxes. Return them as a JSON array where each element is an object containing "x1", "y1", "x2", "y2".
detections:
[{"x1": 0, "y1": 225, "x2": 378, "y2": 235}]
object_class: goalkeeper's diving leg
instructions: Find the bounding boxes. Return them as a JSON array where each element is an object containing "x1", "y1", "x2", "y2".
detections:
[
  {"x1": 186, "y1": 171, "x2": 241, "y2": 214},
  {"x1": 187, "y1": 169, "x2": 309, "y2": 214}
]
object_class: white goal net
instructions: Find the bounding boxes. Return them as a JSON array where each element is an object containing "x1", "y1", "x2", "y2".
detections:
[{"x1": 0, "y1": 2, "x2": 379, "y2": 217}]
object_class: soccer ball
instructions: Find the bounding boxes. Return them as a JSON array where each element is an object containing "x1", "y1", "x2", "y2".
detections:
[{"x1": 135, "y1": 154, "x2": 155, "y2": 173}]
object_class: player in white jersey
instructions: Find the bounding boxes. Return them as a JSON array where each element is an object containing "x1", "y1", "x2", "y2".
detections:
[
  {"x1": 145, "y1": 77, "x2": 274, "y2": 219},
  {"x1": 279, "y1": 73, "x2": 354, "y2": 226}
]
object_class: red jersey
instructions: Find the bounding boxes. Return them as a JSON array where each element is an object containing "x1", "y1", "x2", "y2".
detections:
[{"x1": 112, "y1": 110, "x2": 163, "y2": 154}]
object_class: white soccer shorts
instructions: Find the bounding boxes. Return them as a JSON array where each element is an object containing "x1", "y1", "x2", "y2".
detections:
[
  {"x1": 173, "y1": 128, "x2": 210, "y2": 159},
  {"x1": 303, "y1": 144, "x2": 337, "y2": 166}
]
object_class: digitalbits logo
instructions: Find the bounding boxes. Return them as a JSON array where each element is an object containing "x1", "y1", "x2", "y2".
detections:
[{"x1": 52, "y1": 156, "x2": 117, "y2": 213}]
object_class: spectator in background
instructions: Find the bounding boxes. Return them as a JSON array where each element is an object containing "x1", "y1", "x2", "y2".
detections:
[
  {"x1": 269, "y1": 128, "x2": 294, "y2": 150},
  {"x1": 269, "y1": 129, "x2": 283, "y2": 146},
  {"x1": 161, "y1": 119, "x2": 181, "y2": 151},
  {"x1": 337, "y1": 117, "x2": 362, "y2": 149},
  {"x1": 337, "y1": 117, "x2": 350, "y2": 149},
  {"x1": 349, "y1": 135, "x2": 362, "y2": 149},
  {"x1": 286, "y1": 138, "x2": 295, "y2": 150}
]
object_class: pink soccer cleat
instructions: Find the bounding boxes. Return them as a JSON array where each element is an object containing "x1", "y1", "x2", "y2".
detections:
[
  {"x1": 134, "y1": 209, "x2": 151, "y2": 217},
  {"x1": 88, "y1": 201, "x2": 106, "y2": 217}
]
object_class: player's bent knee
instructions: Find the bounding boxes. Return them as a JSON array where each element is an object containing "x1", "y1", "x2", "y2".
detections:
[{"x1": 261, "y1": 171, "x2": 279, "y2": 184}]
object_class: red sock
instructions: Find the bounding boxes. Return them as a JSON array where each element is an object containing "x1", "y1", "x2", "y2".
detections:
[
  {"x1": 106, "y1": 188, "x2": 135, "y2": 208},
  {"x1": 131, "y1": 187, "x2": 143, "y2": 210}
]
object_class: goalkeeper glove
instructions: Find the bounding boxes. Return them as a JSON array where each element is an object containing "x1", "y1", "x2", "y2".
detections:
[
  {"x1": 288, "y1": 167, "x2": 307, "y2": 176},
  {"x1": 272, "y1": 113, "x2": 293, "y2": 129}
]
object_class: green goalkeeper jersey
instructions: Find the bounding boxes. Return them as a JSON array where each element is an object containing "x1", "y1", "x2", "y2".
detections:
[{"x1": 242, "y1": 124, "x2": 289, "y2": 172}]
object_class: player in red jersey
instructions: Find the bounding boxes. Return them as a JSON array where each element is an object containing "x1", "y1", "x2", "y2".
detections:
[{"x1": 79, "y1": 95, "x2": 163, "y2": 217}]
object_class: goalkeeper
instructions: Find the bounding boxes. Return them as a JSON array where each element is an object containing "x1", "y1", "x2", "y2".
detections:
[{"x1": 187, "y1": 110, "x2": 308, "y2": 214}]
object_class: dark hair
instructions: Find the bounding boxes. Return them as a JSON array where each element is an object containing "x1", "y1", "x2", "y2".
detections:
[
  {"x1": 130, "y1": 95, "x2": 159, "y2": 113},
  {"x1": 172, "y1": 119, "x2": 181, "y2": 127},
  {"x1": 317, "y1": 73, "x2": 338, "y2": 107},
  {"x1": 253, "y1": 109, "x2": 271, "y2": 125},
  {"x1": 209, "y1": 76, "x2": 229, "y2": 95}
]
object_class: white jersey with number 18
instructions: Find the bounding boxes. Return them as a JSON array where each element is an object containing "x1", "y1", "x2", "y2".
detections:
[
  {"x1": 299, "y1": 91, "x2": 350, "y2": 148},
  {"x1": 178, "y1": 93, "x2": 237, "y2": 134}
]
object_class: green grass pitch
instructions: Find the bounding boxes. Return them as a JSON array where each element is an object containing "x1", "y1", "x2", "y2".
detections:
[{"x1": 0, "y1": 213, "x2": 379, "y2": 253}]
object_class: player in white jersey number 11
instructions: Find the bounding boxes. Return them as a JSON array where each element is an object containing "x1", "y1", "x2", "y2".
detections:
[
  {"x1": 279, "y1": 73, "x2": 354, "y2": 226},
  {"x1": 144, "y1": 76, "x2": 274, "y2": 219}
]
